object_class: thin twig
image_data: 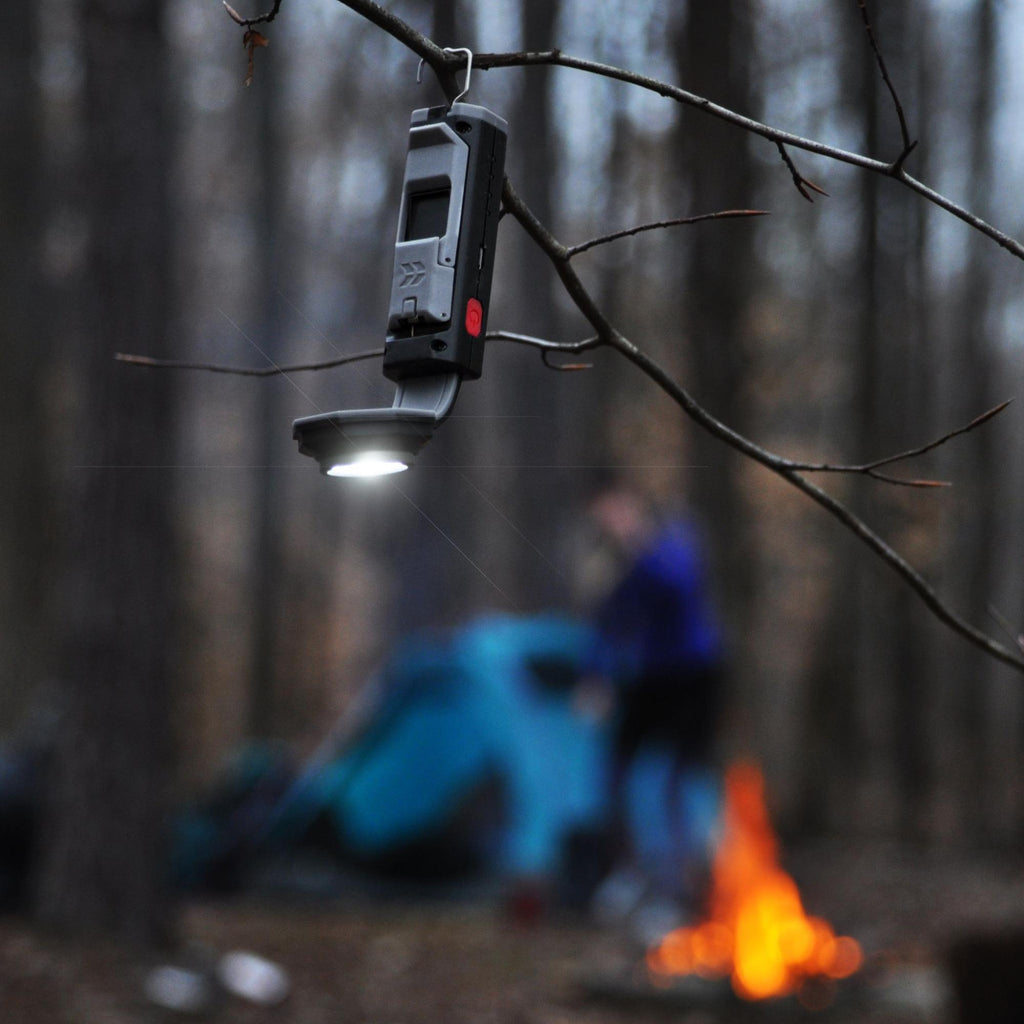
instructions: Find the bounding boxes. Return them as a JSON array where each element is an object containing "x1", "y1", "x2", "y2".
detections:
[
  {"x1": 566, "y1": 210, "x2": 768, "y2": 258},
  {"x1": 114, "y1": 349, "x2": 381, "y2": 376},
  {"x1": 788, "y1": 400, "x2": 1012, "y2": 484},
  {"x1": 776, "y1": 142, "x2": 829, "y2": 202},
  {"x1": 486, "y1": 329, "x2": 600, "y2": 353},
  {"x1": 488, "y1": 330, "x2": 625, "y2": 369},
  {"x1": 223, "y1": 0, "x2": 284, "y2": 28},
  {"x1": 326, "y1": 0, "x2": 459, "y2": 100},
  {"x1": 856, "y1": 0, "x2": 915, "y2": 162},
  {"x1": 116, "y1": 334, "x2": 602, "y2": 378},
  {"x1": 988, "y1": 605, "x2": 1024, "y2": 655},
  {"x1": 868, "y1": 399, "x2": 1013, "y2": 467},
  {"x1": 541, "y1": 351, "x2": 592, "y2": 371},
  {"x1": 489, "y1": 330, "x2": 596, "y2": 369}
]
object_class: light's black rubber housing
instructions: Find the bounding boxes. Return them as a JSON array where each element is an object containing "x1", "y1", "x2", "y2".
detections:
[
  {"x1": 293, "y1": 102, "x2": 508, "y2": 475},
  {"x1": 383, "y1": 102, "x2": 508, "y2": 381}
]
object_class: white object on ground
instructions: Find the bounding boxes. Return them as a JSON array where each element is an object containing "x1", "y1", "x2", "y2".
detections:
[{"x1": 216, "y1": 949, "x2": 291, "y2": 1005}]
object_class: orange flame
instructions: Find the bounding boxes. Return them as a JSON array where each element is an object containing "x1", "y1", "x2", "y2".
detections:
[{"x1": 646, "y1": 762, "x2": 862, "y2": 1001}]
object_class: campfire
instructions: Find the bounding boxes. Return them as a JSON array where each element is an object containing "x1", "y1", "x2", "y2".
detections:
[{"x1": 646, "y1": 761, "x2": 862, "y2": 1002}]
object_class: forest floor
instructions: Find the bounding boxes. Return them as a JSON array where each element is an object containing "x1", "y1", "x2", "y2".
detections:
[{"x1": 1, "y1": 838, "x2": 1023, "y2": 1024}]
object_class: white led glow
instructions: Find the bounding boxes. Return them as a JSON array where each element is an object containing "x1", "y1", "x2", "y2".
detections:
[{"x1": 326, "y1": 452, "x2": 409, "y2": 478}]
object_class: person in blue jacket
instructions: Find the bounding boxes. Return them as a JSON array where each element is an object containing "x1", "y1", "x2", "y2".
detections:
[{"x1": 578, "y1": 478, "x2": 725, "y2": 915}]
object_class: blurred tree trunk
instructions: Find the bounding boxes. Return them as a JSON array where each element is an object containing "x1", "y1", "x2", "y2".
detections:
[
  {"x1": 860, "y1": 0, "x2": 931, "y2": 837},
  {"x1": 804, "y1": 0, "x2": 938, "y2": 837},
  {"x1": 950, "y1": 0, "x2": 1002, "y2": 841},
  {"x1": 0, "y1": 2, "x2": 51, "y2": 727},
  {"x1": 808, "y1": 0, "x2": 898, "y2": 835},
  {"x1": 669, "y1": 0, "x2": 756, "y2": 736},
  {"x1": 502, "y1": 0, "x2": 562, "y2": 609},
  {"x1": 248, "y1": 29, "x2": 288, "y2": 739},
  {"x1": 432, "y1": 0, "x2": 457, "y2": 46},
  {"x1": 34, "y1": 0, "x2": 177, "y2": 946}
]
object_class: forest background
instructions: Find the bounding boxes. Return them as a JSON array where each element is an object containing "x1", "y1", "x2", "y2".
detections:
[{"x1": 1, "y1": 0, "x2": 1023, "y2": 940}]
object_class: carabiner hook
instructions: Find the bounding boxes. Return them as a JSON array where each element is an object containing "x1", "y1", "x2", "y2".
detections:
[{"x1": 417, "y1": 48, "x2": 474, "y2": 107}]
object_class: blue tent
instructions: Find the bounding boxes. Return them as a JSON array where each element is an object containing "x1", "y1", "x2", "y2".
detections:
[
  {"x1": 175, "y1": 612, "x2": 719, "y2": 894},
  {"x1": 176, "y1": 614, "x2": 607, "y2": 887},
  {"x1": 296, "y1": 613, "x2": 606, "y2": 877}
]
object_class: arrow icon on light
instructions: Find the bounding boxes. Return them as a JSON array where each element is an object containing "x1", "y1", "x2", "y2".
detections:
[{"x1": 398, "y1": 261, "x2": 427, "y2": 287}]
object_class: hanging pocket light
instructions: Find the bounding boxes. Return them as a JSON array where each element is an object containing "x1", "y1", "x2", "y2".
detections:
[{"x1": 293, "y1": 80, "x2": 508, "y2": 477}]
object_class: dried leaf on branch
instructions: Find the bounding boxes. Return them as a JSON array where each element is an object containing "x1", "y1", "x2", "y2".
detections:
[{"x1": 242, "y1": 29, "x2": 269, "y2": 87}]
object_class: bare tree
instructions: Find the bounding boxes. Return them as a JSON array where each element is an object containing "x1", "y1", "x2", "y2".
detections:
[
  {"x1": 34, "y1": 0, "x2": 178, "y2": 945},
  {"x1": 199, "y1": 0, "x2": 1024, "y2": 679},
  {"x1": 0, "y1": 0, "x2": 50, "y2": 729}
]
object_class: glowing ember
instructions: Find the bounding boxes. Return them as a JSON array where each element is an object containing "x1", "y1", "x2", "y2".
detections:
[{"x1": 647, "y1": 762, "x2": 862, "y2": 1001}]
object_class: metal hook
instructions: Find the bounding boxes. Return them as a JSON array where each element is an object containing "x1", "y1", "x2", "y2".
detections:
[
  {"x1": 442, "y1": 47, "x2": 473, "y2": 105},
  {"x1": 416, "y1": 48, "x2": 473, "y2": 106}
]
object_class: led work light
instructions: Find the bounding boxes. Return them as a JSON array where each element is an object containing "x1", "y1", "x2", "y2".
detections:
[{"x1": 293, "y1": 100, "x2": 508, "y2": 476}]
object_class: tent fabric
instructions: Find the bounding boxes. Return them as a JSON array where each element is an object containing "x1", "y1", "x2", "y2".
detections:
[
  {"x1": 303, "y1": 614, "x2": 605, "y2": 876},
  {"x1": 173, "y1": 612, "x2": 719, "y2": 892}
]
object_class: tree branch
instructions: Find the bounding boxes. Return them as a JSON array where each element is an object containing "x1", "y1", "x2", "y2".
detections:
[
  {"x1": 615, "y1": 344, "x2": 1024, "y2": 673},
  {"x1": 468, "y1": 47, "x2": 1024, "y2": 262},
  {"x1": 856, "y1": 0, "x2": 916, "y2": 166},
  {"x1": 485, "y1": 335, "x2": 1006, "y2": 484},
  {"x1": 250, "y1": 1, "x2": 1024, "y2": 673},
  {"x1": 326, "y1": 2, "x2": 1022, "y2": 258},
  {"x1": 329, "y1": 0, "x2": 462, "y2": 100},
  {"x1": 566, "y1": 210, "x2": 768, "y2": 258},
  {"x1": 485, "y1": 330, "x2": 601, "y2": 354},
  {"x1": 499, "y1": 178, "x2": 1024, "y2": 675},
  {"x1": 776, "y1": 143, "x2": 829, "y2": 203},
  {"x1": 786, "y1": 400, "x2": 1012, "y2": 485},
  {"x1": 988, "y1": 604, "x2": 1024, "y2": 656},
  {"x1": 114, "y1": 349, "x2": 381, "y2": 376},
  {"x1": 486, "y1": 330, "x2": 600, "y2": 371}
]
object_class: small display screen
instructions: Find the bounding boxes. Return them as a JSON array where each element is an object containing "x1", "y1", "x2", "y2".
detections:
[{"x1": 405, "y1": 188, "x2": 451, "y2": 241}]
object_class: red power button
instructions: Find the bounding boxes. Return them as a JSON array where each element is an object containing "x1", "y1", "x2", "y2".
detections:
[{"x1": 465, "y1": 298, "x2": 483, "y2": 337}]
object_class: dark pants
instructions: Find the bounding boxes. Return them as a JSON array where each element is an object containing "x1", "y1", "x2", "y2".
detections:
[
  {"x1": 608, "y1": 666, "x2": 722, "y2": 885},
  {"x1": 613, "y1": 666, "x2": 721, "y2": 765}
]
